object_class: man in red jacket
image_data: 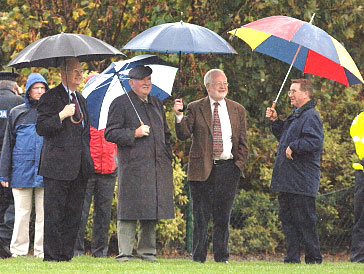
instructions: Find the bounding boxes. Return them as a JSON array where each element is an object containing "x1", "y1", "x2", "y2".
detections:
[{"x1": 74, "y1": 73, "x2": 117, "y2": 257}]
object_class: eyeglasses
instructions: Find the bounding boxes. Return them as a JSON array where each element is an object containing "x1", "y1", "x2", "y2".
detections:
[
  {"x1": 288, "y1": 89, "x2": 303, "y2": 96},
  {"x1": 211, "y1": 82, "x2": 229, "y2": 87},
  {"x1": 67, "y1": 69, "x2": 84, "y2": 75}
]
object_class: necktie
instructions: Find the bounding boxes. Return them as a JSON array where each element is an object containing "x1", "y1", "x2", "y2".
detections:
[
  {"x1": 212, "y1": 102, "x2": 223, "y2": 156},
  {"x1": 71, "y1": 92, "x2": 81, "y2": 120}
]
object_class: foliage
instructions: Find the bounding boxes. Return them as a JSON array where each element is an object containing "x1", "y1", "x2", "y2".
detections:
[{"x1": 229, "y1": 190, "x2": 284, "y2": 255}]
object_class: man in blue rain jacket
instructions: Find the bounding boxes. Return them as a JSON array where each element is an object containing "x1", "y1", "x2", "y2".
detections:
[{"x1": 266, "y1": 78, "x2": 324, "y2": 264}]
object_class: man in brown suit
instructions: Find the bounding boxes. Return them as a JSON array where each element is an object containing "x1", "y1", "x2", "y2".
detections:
[{"x1": 174, "y1": 69, "x2": 248, "y2": 263}]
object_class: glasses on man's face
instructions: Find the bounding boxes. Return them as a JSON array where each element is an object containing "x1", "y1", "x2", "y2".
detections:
[
  {"x1": 211, "y1": 82, "x2": 229, "y2": 88},
  {"x1": 288, "y1": 89, "x2": 301, "y2": 96},
  {"x1": 67, "y1": 69, "x2": 84, "y2": 75}
]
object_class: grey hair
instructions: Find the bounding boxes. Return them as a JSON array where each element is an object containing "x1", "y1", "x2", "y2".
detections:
[
  {"x1": 59, "y1": 57, "x2": 79, "y2": 71},
  {"x1": 0, "y1": 80, "x2": 17, "y2": 90},
  {"x1": 203, "y1": 69, "x2": 225, "y2": 88}
]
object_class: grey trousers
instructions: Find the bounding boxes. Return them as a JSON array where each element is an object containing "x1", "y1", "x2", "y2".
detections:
[{"x1": 117, "y1": 220, "x2": 156, "y2": 258}]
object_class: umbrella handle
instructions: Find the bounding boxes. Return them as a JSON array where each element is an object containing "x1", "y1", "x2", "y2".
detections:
[
  {"x1": 271, "y1": 101, "x2": 277, "y2": 109},
  {"x1": 140, "y1": 121, "x2": 144, "y2": 125},
  {"x1": 177, "y1": 102, "x2": 186, "y2": 112},
  {"x1": 70, "y1": 112, "x2": 84, "y2": 124}
]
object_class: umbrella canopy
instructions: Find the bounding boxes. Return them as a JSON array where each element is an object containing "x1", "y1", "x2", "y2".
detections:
[
  {"x1": 229, "y1": 16, "x2": 363, "y2": 87},
  {"x1": 8, "y1": 32, "x2": 125, "y2": 69},
  {"x1": 123, "y1": 20, "x2": 237, "y2": 55},
  {"x1": 82, "y1": 54, "x2": 178, "y2": 130}
]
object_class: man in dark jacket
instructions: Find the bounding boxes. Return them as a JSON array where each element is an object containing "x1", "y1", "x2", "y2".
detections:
[
  {"x1": 266, "y1": 78, "x2": 324, "y2": 264},
  {"x1": 0, "y1": 72, "x2": 23, "y2": 259},
  {"x1": 36, "y1": 57, "x2": 94, "y2": 262},
  {"x1": 105, "y1": 65, "x2": 174, "y2": 262}
]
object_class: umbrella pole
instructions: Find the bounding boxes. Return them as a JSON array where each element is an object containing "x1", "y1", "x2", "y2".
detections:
[
  {"x1": 272, "y1": 13, "x2": 316, "y2": 109},
  {"x1": 176, "y1": 51, "x2": 185, "y2": 112},
  {"x1": 117, "y1": 75, "x2": 144, "y2": 125},
  {"x1": 63, "y1": 58, "x2": 84, "y2": 124}
]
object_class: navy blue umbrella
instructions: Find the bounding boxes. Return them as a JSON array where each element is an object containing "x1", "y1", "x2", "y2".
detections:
[
  {"x1": 122, "y1": 21, "x2": 237, "y2": 109},
  {"x1": 122, "y1": 21, "x2": 237, "y2": 56}
]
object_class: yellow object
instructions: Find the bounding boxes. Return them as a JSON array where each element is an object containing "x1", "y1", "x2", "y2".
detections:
[
  {"x1": 350, "y1": 111, "x2": 364, "y2": 170},
  {"x1": 228, "y1": 27, "x2": 271, "y2": 50}
]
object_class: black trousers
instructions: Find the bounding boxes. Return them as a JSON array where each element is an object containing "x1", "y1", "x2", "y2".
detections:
[
  {"x1": 351, "y1": 170, "x2": 364, "y2": 262},
  {"x1": 74, "y1": 173, "x2": 116, "y2": 257},
  {"x1": 0, "y1": 202, "x2": 14, "y2": 247},
  {"x1": 43, "y1": 172, "x2": 87, "y2": 261},
  {"x1": 189, "y1": 160, "x2": 240, "y2": 262},
  {"x1": 278, "y1": 192, "x2": 322, "y2": 264}
]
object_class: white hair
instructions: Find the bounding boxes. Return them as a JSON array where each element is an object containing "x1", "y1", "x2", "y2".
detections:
[{"x1": 203, "y1": 69, "x2": 225, "y2": 88}]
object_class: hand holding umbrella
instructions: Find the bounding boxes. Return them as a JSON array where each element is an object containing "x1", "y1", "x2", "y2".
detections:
[
  {"x1": 135, "y1": 124, "x2": 150, "y2": 137},
  {"x1": 173, "y1": 98, "x2": 184, "y2": 115},
  {"x1": 59, "y1": 103, "x2": 76, "y2": 121}
]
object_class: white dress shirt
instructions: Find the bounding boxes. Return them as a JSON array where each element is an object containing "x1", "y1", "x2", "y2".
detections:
[
  {"x1": 209, "y1": 97, "x2": 233, "y2": 160},
  {"x1": 176, "y1": 97, "x2": 233, "y2": 160}
]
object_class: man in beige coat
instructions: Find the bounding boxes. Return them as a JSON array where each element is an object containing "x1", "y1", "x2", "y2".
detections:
[{"x1": 174, "y1": 69, "x2": 248, "y2": 263}]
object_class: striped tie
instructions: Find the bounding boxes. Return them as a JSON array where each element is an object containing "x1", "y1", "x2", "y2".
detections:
[
  {"x1": 212, "y1": 102, "x2": 223, "y2": 156},
  {"x1": 71, "y1": 92, "x2": 81, "y2": 120}
]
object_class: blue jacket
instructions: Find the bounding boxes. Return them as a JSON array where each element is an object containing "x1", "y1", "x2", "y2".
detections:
[
  {"x1": 270, "y1": 100, "x2": 324, "y2": 197},
  {"x1": 0, "y1": 73, "x2": 48, "y2": 188}
]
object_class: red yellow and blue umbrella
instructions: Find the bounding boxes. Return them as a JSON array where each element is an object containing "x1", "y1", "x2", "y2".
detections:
[{"x1": 229, "y1": 15, "x2": 363, "y2": 87}]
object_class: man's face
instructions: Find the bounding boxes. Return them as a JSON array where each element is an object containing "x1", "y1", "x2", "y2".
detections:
[
  {"x1": 288, "y1": 83, "x2": 308, "y2": 108},
  {"x1": 29, "y1": 82, "x2": 46, "y2": 100},
  {"x1": 61, "y1": 59, "x2": 83, "y2": 89},
  {"x1": 206, "y1": 72, "x2": 228, "y2": 101},
  {"x1": 129, "y1": 75, "x2": 152, "y2": 99}
]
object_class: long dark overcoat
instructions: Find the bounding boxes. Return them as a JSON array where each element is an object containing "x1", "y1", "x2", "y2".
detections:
[
  {"x1": 270, "y1": 100, "x2": 324, "y2": 197},
  {"x1": 105, "y1": 91, "x2": 174, "y2": 220}
]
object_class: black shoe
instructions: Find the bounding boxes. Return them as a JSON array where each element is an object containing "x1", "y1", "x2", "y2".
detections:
[
  {"x1": 0, "y1": 245, "x2": 12, "y2": 259},
  {"x1": 140, "y1": 253, "x2": 156, "y2": 262}
]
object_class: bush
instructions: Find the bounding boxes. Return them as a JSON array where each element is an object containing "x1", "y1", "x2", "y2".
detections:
[{"x1": 229, "y1": 190, "x2": 284, "y2": 255}]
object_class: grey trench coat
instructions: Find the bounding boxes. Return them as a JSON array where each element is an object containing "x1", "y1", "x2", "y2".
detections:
[{"x1": 105, "y1": 91, "x2": 174, "y2": 220}]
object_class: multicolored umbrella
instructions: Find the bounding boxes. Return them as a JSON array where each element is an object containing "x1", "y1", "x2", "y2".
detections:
[{"x1": 229, "y1": 15, "x2": 363, "y2": 87}]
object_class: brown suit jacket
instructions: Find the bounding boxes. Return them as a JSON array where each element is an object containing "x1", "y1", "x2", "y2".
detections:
[{"x1": 175, "y1": 96, "x2": 248, "y2": 181}]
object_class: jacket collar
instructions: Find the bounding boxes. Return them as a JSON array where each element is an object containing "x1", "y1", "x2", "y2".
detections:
[
  {"x1": 290, "y1": 100, "x2": 316, "y2": 119},
  {"x1": 129, "y1": 90, "x2": 156, "y2": 107}
]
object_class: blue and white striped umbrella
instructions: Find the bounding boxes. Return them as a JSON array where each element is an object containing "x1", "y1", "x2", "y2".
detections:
[{"x1": 83, "y1": 54, "x2": 178, "y2": 130}]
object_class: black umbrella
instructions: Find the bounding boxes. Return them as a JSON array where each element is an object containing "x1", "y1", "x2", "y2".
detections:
[
  {"x1": 8, "y1": 33, "x2": 125, "y2": 123},
  {"x1": 7, "y1": 32, "x2": 125, "y2": 69}
]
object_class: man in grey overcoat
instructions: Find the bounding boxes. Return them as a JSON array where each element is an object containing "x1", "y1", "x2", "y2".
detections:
[{"x1": 105, "y1": 65, "x2": 174, "y2": 262}]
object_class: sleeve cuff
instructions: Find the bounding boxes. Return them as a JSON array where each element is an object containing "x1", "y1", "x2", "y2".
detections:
[{"x1": 175, "y1": 114, "x2": 183, "y2": 123}]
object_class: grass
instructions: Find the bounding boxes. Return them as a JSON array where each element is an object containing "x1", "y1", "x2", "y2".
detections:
[{"x1": 1, "y1": 256, "x2": 364, "y2": 274}]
